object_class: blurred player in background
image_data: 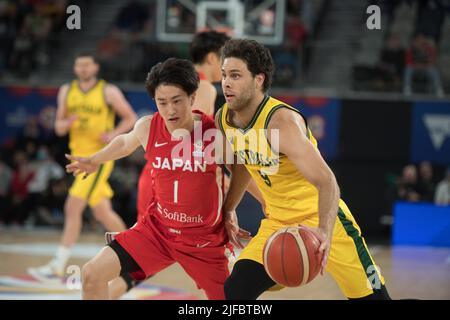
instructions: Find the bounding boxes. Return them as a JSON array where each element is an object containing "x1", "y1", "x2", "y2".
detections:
[
  {"x1": 28, "y1": 52, "x2": 137, "y2": 280},
  {"x1": 66, "y1": 58, "x2": 246, "y2": 300}
]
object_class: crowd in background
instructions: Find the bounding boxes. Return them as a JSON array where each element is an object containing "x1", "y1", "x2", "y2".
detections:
[
  {"x1": 95, "y1": 0, "x2": 312, "y2": 86},
  {"x1": 1, "y1": 0, "x2": 448, "y2": 95},
  {"x1": 0, "y1": 0, "x2": 69, "y2": 79},
  {"x1": 0, "y1": 116, "x2": 144, "y2": 230},
  {"x1": 385, "y1": 161, "x2": 450, "y2": 216},
  {"x1": 354, "y1": 0, "x2": 449, "y2": 96}
]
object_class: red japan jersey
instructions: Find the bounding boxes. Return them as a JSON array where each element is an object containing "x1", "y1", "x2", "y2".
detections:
[{"x1": 144, "y1": 110, "x2": 224, "y2": 233}]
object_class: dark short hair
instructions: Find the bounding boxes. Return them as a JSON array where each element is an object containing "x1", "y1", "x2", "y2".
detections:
[
  {"x1": 74, "y1": 51, "x2": 99, "y2": 64},
  {"x1": 221, "y1": 39, "x2": 274, "y2": 92},
  {"x1": 190, "y1": 30, "x2": 231, "y2": 64},
  {"x1": 145, "y1": 58, "x2": 199, "y2": 98}
]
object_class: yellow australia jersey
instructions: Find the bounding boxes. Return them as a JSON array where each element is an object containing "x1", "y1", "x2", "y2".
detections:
[
  {"x1": 66, "y1": 79, "x2": 115, "y2": 156},
  {"x1": 219, "y1": 95, "x2": 320, "y2": 224}
]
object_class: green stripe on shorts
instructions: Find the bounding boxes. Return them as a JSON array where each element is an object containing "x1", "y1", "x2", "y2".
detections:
[
  {"x1": 337, "y1": 207, "x2": 381, "y2": 292},
  {"x1": 86, "y1": 163, "x2": 104, "y2": 202}
]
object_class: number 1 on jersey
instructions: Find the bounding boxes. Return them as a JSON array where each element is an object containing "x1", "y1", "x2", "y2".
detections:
[{"x1": 173, "y1": 180, "x2": 179, "y2": 203}]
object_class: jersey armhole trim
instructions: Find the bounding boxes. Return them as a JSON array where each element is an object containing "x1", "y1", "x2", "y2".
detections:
[{"x1": 264, "y1": 104, "x2": 310, "y2": 155}]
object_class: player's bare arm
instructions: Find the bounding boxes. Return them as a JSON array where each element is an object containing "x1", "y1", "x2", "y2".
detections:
[
  {"x1": 214, "y1": 112, "x2": 252, "y2": 248},
  {"x1": 268, "y1": 107, "x2": 340, "y2": 274},
  {"x1": 193, "y1": 80, "x2": 217, "y2": 116},
  {"x1": 55, "y1": 84, "x2": 78, "y2": 136},
  {"x1": 66, "y1": 115, "x2": 152, "y2": 177},
  {"x1": 103, "y1": 84, "x2": 138, "y2": 143}
]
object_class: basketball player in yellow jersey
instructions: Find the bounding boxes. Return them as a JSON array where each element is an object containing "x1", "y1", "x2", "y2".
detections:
[
  {"x1": 217, "y1": 39, "x2": 391, "y2": 300},
  {"x1": 28, "y1": 52, "x2": 137, "y2": 280}
]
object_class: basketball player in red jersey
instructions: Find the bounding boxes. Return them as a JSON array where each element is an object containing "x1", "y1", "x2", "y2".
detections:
[
  {"x1": 104, "y1": 31, "x2": 233, "y2": 298},
  {"x1": 66, "y1": 58, "x2": 250, "y2": 300},
  {"x1": 135, "y1": 31, "x2": 230, "y2": 226}
]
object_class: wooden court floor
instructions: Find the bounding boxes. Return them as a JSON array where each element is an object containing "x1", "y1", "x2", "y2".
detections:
[{"x1": 0, "y1": 229, "x2": 449, "y2": 300}]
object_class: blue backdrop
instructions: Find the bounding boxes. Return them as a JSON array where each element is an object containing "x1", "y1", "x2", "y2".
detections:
[
  {"x1": 393, "y1": 202, "x2": 450, "y2": 247},
  {"x1": 411, "y1": 101, "x2": 450, "y2": 165}
]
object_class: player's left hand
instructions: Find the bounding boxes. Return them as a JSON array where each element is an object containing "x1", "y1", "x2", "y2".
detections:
[
  {"x1": 301, "y1": 226, "x2": 331, "y2": 276},
  {"x1": 65, "y1": 154, "x2": 99, "y2": 179},
  {"x1": 224, "y1": 210, "x2": 252, "y2": 249}
]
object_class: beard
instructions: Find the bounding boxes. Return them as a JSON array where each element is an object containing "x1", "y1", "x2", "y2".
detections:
[{"x1": 228, "y1": 87, "x2": 254, "y2": 111}]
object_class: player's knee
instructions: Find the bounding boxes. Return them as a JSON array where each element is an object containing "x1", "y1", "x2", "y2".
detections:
[
  {"x1": 81, "y1": 262, "x2": 103, "y2": 290},
  {"x1": 92, "y1": 206, "x2": 110, "y2": 223},
  {"x1": 64, "y1": 197, "x2": 85, "y2": 217}
]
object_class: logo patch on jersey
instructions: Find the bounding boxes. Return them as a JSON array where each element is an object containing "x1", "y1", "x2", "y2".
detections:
[
  {"x1": 156, "y1": 203, "x2": 204, "y2": 224},
  {"x1": 193, "y1": 140, "x2": 204, "y2": 158},
  {"x1": 155, "y1": 141, "x2": 168, "y2": 148}
]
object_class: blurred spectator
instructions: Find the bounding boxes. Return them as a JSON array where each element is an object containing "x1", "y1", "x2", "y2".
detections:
[
  {"x1": 403, "y1": 34, "x2": 444, "y2": 96},
  {"x1": 272, "y1": 15, "x2": 306, "y2": 85},
  {"x1": 16, "y1": 117, "x2": 43, "y2": 147},
  {"x1": 15, "y1": 117, "x2": 43, "y2": 161},
  {"x1": 257, "y1": 9, "x2": 275, "y2": 35},
  {"x1": 45, "y1": 175, "x2": 69, "y2": 225},
  {"x1": 114, "y1": 0, "x2": 148, "y2": 33},
  {"x1": 415, "y1": 0, "x2": 446, "y2": 44},
  {"x1": 38, "y1": 0, "x2": 67, "y2": 33},
  {"x1": 0, "y1": 154, "x2": 12, "y2": 227},
  {"x1": 96, "y1": 30, "x2": 126, "y2": 80},
  {"x1": 0, "y1": 0, "x2": 16, "y2": 76},
  {"x1": 396, "y1": 164, "x2": 421, "y2": 202},
  {"x1": 377, "y1": 33, "x2": 405, "y2": 87},
  {"x1": 27, "y1": 145, "x2": 64, "y2": 226},
  {"x1": 417, "y1": 161, "x2": 435, "y2": 202},
  {"x1": 9, "y1": 24, "x2": 35, "y2": 78},
  {"x1": 9, "y1": 150, "x2": 34, "y2": 226},
  {"x1": 434, "y1": 167, "x2": 450, "y2": 206},
  {"x1": 24, "y1": 4, "x2": 52, "y2": 41}
]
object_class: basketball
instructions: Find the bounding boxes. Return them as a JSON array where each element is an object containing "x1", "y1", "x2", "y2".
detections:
[{"x1": 263, "y1": 226, "x2": 323, "y2": 287}]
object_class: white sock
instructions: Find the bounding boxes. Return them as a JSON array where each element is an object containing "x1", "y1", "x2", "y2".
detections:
[{"x1": 52, "y1": 246, "x2": 71, "y2": 270}]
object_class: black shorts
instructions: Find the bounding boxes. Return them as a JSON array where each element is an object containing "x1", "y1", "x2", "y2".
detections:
[{"x1": 108, "y1": 239, "x2": 141, "y2": 274}]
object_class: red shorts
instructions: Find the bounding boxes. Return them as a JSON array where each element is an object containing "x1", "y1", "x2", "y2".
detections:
[
  {"x1": 137, "y1": 164, "x2": 153, "y2": 221},
  {"x1": 114, "y1": 216, "x2": 231, "y2": 300}
]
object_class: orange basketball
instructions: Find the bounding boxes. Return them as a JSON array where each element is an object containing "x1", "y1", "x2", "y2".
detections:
[{"x1": 263, "y1": 226, "x2": 323, "y2": 287}]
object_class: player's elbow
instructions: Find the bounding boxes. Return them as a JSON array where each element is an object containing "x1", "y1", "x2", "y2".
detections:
[
  {"x1": 315, "y1": 169, "x2": 339, "y2": 193},
  {"x1": 129, "y1": 112, "x2": 138, "y2": 124},
  {"x1": 54, "y1": 124, "x2": 67, "y2": 137}
]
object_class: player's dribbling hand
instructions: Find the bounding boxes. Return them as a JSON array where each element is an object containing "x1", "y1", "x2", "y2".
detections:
[
  {"x1": 65, "y1": 154, "x2": 99, "y2": 179},
  {"x1": 302, "y1": 226, "x2": 331, "y2": 276},
  {"x1": 224, "y1": 210, "x2": 252, "y2": 250}
]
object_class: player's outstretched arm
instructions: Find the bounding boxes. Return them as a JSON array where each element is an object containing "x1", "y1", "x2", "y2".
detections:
[
  {"x1": 66, "y1": 115, "x2": 151, "y2": 177},
  {"x1": 268, "y1": 108, "x2": 340, "y2": 275},
  {"x1": 215, "y1": 112, "x2": 252, "y2": 248}
]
